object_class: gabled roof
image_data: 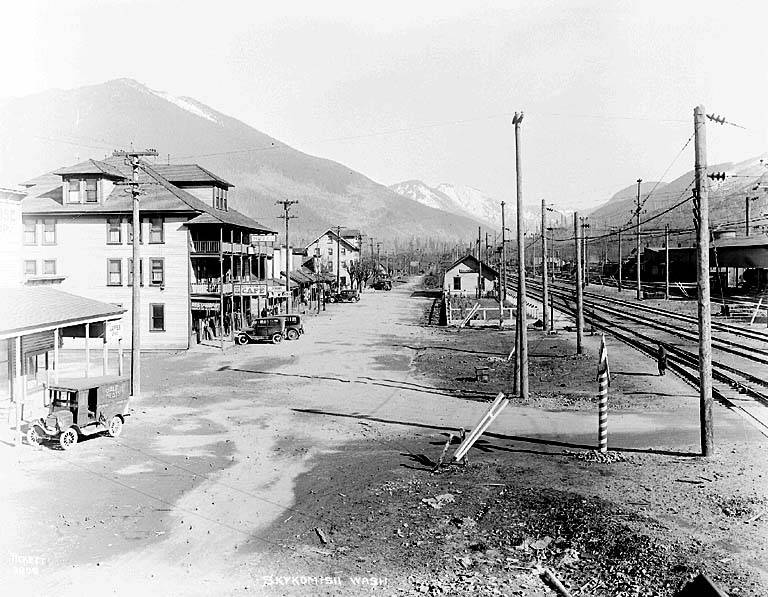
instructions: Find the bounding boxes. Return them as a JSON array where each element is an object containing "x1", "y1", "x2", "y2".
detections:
[
  {"x1": 0, "y1": 287, "x2": 125, "y2": 338},
  {"x1": 446, "y1": 254, "x2": 499, "y2": 279},
  {"x1": 305, "y1": 228, "x2": 360, "y2": 252},
  {"x1": 53, "y1": 159, "x2": 126, "y2": 179},
  {"x1": 151, "y1": 164, "x2": 233, "y2": 188},
  {"x1": 21, "y1": 157, "x2": 275, "y2": 234}
]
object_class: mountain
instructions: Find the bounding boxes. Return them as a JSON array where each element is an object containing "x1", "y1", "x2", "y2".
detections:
[
  {"x1": 588, "y1": 155, "x2": 768, "y2": 235},
  {"x1": 0, "y1": 78, "x2": 485, "y2": 244},
  {"x1": 390, "y1": 180, "x2": 540, "y2": 232},
  {"x1": 389, "y1": 180, "x2": 472, "y2": 217}
]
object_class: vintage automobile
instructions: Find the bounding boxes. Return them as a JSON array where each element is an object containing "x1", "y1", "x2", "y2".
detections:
[
  {"x1": 273, "y1": 314, "x2": 305, "y2": 340},
  {"x1": 371, "y1": 278, "x2": 392, "y2": 291},
  {"x1": 27, "y1": 375, "x2": 130, "y2": 450},
  {"x1": 328, "y1": 289, "x2": 360, "y2": 303},
  {"x1": 236, "y1": 317, "x2": 285, "y2": 345}
]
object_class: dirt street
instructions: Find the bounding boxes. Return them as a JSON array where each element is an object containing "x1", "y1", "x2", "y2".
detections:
[{"x1": 2, "y1": 279, "x2": 767, "y2": 596}]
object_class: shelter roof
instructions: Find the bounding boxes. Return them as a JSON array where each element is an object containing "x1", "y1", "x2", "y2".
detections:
[
  {"x1": 0, "y1": 287, "x2": 124, "y2": 338},
  {"x1": 445, "y1": 254, "x2": 499, "y2": 279}
]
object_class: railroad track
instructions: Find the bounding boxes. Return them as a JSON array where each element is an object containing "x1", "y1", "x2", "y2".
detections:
[{"x1": 507, "y1": 275, "x2": 768, "y2": 437}]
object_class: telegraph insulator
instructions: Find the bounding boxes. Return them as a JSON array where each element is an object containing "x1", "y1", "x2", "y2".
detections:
[
  {"x1": 706, "y1": 113, "x2": 726, "y2": 125},
  {"x1": 707, "y1": 172, "x2": 726, "y2": 181}
]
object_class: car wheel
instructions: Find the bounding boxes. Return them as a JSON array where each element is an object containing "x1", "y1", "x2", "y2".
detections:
[
  {"x1": 354, "y1": 297, "x2": 360, "y2": 302},
  {"x1": 27, "y1": 425, "x2": 44, "y2": 447},
  {"x1": 286, "y1": 328, "x2": 299, "y2": 341},
  {"x1": 108, "y1": 415, "x2": 123, "y2": 438},
  {"x1": 236, "y1": 334, "x2": 249, "y2": 345},
  {"x1": 59, "y1": 427, "x2": 78, "y2": 450},
  {"x1": 272, "y1": 333, "x2": 283, "y2": 344},
  {"x1": 328, "y1": 296, "x2": 336, "y2": 303}
]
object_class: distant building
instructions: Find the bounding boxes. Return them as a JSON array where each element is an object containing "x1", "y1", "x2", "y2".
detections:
[
  {"x1": 304, "y1": 228, "x2": 361, "y2": 288},
  {"x1": 20, "y1": 157, "x2": 276, "y2": 349},
  {"x1": 443, "y1": 254, "x2": 498, "y2": 297}
]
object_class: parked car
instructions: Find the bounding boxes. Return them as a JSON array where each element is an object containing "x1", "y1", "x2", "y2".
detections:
[
  {"x1": 328, "y1": 289, "x2": 360, "y2": 303},
  {"x1": 371, "y1": 278, "x2": 392, "y2": 291},
  {"x1": 274, "y1": 314, "x2": 305, "y2": 340},
  {"x1": 27, "y1": 375, "x2": 130, "y2": 450},
  {"x1": 236, "y1": 317, "x2": 285, "y2": 345}
]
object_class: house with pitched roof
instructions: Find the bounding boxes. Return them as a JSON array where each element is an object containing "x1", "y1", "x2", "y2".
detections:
[
  {"x1": 304, "y1": 228, "x2": 361, "y2": 288},
  {"x1": 20, "y1": 157, "x2": 276, "y2": 349},
  {"x1": 443, "y1": 254, "x2": 498, "y2": 297}
]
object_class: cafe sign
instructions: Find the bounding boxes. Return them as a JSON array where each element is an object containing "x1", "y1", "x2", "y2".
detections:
[{"x1": 233, "y1": 283, "x2": 268, "y2": 296}]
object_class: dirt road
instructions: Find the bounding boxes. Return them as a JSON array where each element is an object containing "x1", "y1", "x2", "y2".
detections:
[{"x1": 2, "y1": 279, "x2": 766, "y2": 595}]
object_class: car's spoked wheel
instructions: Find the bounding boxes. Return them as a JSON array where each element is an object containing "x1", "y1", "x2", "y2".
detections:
[
  {"x1": 286, "y1": 329, "x2": 299, "y2": 341},
  {"x1": 236, "y1": 334, "x2": 249, "y2": 345},
  {"x1": 108, "y1": 416, "x2": 123, "y2": 438},
  {"x1": 272, "y1": 333, "x2": 283, "y2": 344},
  {"x1": 59, "y1": 428, "x2": 78, "y2": 450},
  {"x1": 27, "y1": 425, "x2": 44, "y2": 447}
]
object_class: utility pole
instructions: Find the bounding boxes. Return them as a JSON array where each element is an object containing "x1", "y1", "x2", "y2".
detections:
[
  {"x1": 501, "y1": 202, "x2": 506, "y2": 302},
  {"x1": 376, "y1": 243, "x2": 381, "y2": 277},
  {"x1": 277, "y1": 200, "x2": 298, "y2": 314},
  {"x1": 617, "y1": 227, "x2": 623, "y2": 292},
  {"x1": 574, "y1": 212, "x2": 584, "y2": 355},
  {"x1": 513, "y1": 111, "x2": 528, "y2": 400},
  {"x1": 549, "y1": 225, "x2": 555, "y2": 332},
  {"x1": 580, "y1": 218, "x2": 590, "y2": 288},
  {"x1": 541, "y1": 199, "x2": 549, "y2": 331},
  {"x1": 694, "y1": 105, "x2": 714, "y2": 456},
  {"x1": 336, "y1": 225, "x2": 343, "y2": 289},
  {"x1": 113, "y1": 148, "x2": 158, "y2": 399},
  {"x1": 746, "y1": 195, "x2": 758, "y2": 236},
  {"x1": 665, "y1": 223, "x2": 670, "y2": 300},
  {"x1": 477, "y1": 226, "x2": 483, "y2": 298},
  {"x1": 636, "y1": 178, "x2": 643, "y2": 300}
]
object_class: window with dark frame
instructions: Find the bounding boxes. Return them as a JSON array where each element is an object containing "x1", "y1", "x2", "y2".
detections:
[
  {"x1": 67, "y1": 178, "x2": 81, "y2": 202},
  {"x1": 23, "y1": 220, "x2": 36, "y2": 245},
  {"x1": 453, "y1": 276, "x2": 462, "y2": 290},
  {"x1": 150, "y1": 258, "x2": 164, "y2": 286},
  {"x1": 149, "y1": 217, "x2": 164, "y2": 243},
  {"x1": 41, "y1": 219, "x2": 56, "y2": 245},
  {"x1": 43, "y1": 259, "x2": 56, "y2": 275},
  {"x1": 85, "y1": 178, "x2": 98, "y2": 202},
  {"x1": 24, "y1": 260, "x2": 37, "y2": 276},
  {"x1": 107, "y1": 259, "x2": 122, "y2": 286},
  {"x1": 150, "y1": 303, "x2": 165, "y2": 331},
  {"x1": 107, "y1": 218, "x2": 122, "y2": 244}
]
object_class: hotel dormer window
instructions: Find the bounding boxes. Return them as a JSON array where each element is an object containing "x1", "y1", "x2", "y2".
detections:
[
  {"x1": 67, "y1": 178, "x2": 81, "y2": 203},
  {"x1": 85, "y1": 178, "x2": 98, "y2": 202}
]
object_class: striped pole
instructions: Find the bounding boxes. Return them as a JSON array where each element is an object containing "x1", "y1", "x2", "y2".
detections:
[{"x1": 597, "y1": 334, "x2": 609, "y2": 453}]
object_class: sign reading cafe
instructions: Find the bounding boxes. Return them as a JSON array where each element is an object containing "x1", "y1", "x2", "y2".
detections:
[{"x1": 233, "y1": 283, "x2": 268, "y2": 296}]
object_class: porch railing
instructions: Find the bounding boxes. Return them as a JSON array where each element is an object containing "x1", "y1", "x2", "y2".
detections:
[{"x1": 192, "y1": 240, "x2": 272, "y2": 255}]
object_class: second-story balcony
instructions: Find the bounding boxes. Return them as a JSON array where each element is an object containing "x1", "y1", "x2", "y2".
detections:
[{"x1": 191, "y1": 241, "x2": 273, "y2": 256}]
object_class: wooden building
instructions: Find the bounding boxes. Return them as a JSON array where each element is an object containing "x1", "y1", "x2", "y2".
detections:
[
  {"x1": 20, "y1": 158, "x2": 275, "y2": 349},
  {"x1": 443, "y1": 254, "x2": 498, "y2": 297}
]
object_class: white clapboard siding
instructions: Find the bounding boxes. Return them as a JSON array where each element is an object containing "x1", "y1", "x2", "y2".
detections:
[{"x1": 23, "y1": 214, "x2": 190, "y2": 350}]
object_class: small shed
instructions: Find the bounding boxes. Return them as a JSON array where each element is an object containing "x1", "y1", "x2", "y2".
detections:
[{"x1": 443, "y1": 255, "x2": 498, "y2": 297}]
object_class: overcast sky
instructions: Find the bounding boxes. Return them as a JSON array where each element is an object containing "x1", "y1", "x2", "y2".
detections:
[{"x1": 1, "y1": 0, "x2": 765, "y2": 209}]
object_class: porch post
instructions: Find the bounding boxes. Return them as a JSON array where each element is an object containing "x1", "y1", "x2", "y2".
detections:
[
  {"x1": 85, "y1": 323, "x2": 90, "y2": 378},
  {"x1": 102, "y1": 330, "x2": 108, "y2": 376},
  {"x1": 118, "y1": 338, "x2": 124, "y2": 376},
  {"x1": 15, "y1": 336, "x2": 21, "y2": 447},
  {"x1": 53, "y1": 327, "x2": 60, "y2": 383},
  {"x1": 230, "y1": 229, "x2": 235, "y2": 338},
  {"x1": 219, "y1": 226, "x2": 224, "y2": 351}
]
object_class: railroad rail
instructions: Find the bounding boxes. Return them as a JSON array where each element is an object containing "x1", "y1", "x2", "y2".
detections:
[{"x1": 506, "y1": 274, "x2": 768, "y2": 437}]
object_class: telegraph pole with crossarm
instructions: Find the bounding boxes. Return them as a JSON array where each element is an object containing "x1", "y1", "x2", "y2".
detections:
[
  {"x1": 277, "y1": 200, "x2": 298, "y2": 314},
  {"x1": 112, "y1": 148, "x2": 158, "y2": 399}
]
